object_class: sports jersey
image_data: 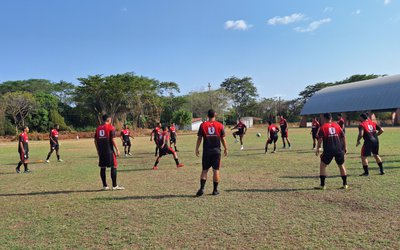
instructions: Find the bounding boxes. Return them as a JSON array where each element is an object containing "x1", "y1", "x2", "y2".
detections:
[
  {"x1": 359, "y1": 120, "x2": 380, "y2": 144},
  {"x1": 198, "y1": 121, "x2": 225, "y2": 153},
  {"x1": 279, "y1": 118, "x2": 287, "y2": 130},
  {"x1": 152, "y1": 127, "x2": 161, "y2": 141},
  {"x1": 95, "y1": 124, "x2": 116, "y2": 156},
  {"x1": 311, "y1": 120, "x2": 320, "y2": 133},
  {"x1": 18, "y1": 132, "x2": 29, "y2": 153},
  {"x1": 50, "y1": 129, "x2": 59, "y2": 145},
  {"x1": 157, "y1": 131, "x2": 169, "y2": 148},
  {"x1": 318, "y1": 122, "x2": 344, "y2": 154},
  {"x1": 268, "y1": 124, "x2": 279, "y2": 138},
  {"x1": 337, "y1": 118, "x2": 345, "y2": 129},
  {"x1": 120, "y1": 129, "x2": 131, "y2": 142},
  {"x1": 235, "y1": 122, "x2": 246, "y2": 132},
  {"x1": 169, "y1": 126, "x2": 177, "y2": 138}
]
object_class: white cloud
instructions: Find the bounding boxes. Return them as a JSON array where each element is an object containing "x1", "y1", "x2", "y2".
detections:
[
  {"x1": 294, "y1": 18, "x2": 331, "y2": 33},
  {"x1": 323, "y1": 7, "x2": 333, "y2": 13},
  {"x1": 267, "y1": 13, "x2": 306, "y2": 25},
  {"x1": 224, "y1": 20, "x2": 252, "y2": 30},
  {"x1": 384, "y1": 0, "x2": 391, "y2": 5}
]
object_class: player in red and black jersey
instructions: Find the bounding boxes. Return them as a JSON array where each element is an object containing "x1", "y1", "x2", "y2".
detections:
[
  {"x1": 315, "y1": 113, "x2": 348, "y2": 190},
  {"x1": 94, "y1": 115, "x2": 124, "y2": 191},
  {"x1": 169, "y1": 122, "x2": 179, "y2": 152},
  {"x1": 120, "y1": 124, "x2": 133, "y2": 157},
  {"x1": 337, "y1": 113, "x2": 346, "y2": 134},
  {"x1": 356, "y1": 113, "x2": 385, "y2": 176},
  {"x1": 150, "y1": 122, "x2": 162, "y2": 156},
  {"x1": 265, "y1": 121, "x2": 280, "y2": 154},
  {"x1": 279, "y1": 116, "x2": 292, "y2": 149},
  {"x1": 45, "y1": 124, "x2": 63, "y2": 163},
  {"x1": 195, "y1": 109, "x2": 228, "y2": 196},
  {"x1": 152, "y1": 126, "x2": 184, "y2": 170},
  {"x1": 231, "y1": 119, "x2": 247, "y2": 150},
  {"x1": 16, "y1": 126, "x2": 31, "y2": 173},
  {"x1": 310, "y1": 117, "x2": 320, "y2": 149}
]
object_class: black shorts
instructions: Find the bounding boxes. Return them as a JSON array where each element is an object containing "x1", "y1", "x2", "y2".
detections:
[
  {"x1": 234, "y1": 130, "x2": 244, "y2": 136},
  {"x1": 19, "y1": 152, "x2": 29, "y2": 162},
  {"x1": 281, "y1": 130, "x2": 288, "y2": 138},
  {"x1": 170, "y1": 137, "x2": 176, "y2": 144},
  {"x1": 267, "y1": 136, "x2": 278, "y2": 144},
  {"x1": 159, "y1": 146, "x2": 175, "y2": 157},
  {"x1": 98, "y1": 153, "x2": 118, "y2": 168},
  {"x1": 50, "y1": 143, "x2": 59, "y2": 150},
  {"x1": 312, "y1": 132, "x2": 318, "y2": 139},
  {"x1": 202, "y1": 151, "x2": 221, "y2": 170},
  {"x1": 361, "y1": 142, "x2": 379, "y2": 156},
  {"x1": 123, "y1": 140, "x2": 131, "y2": 147},
  {"x1": 320, "y1": 151, "x2": 345, "y2": 165}
]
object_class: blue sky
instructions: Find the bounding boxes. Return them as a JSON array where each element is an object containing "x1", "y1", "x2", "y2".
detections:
[{"x1": 1, "y1": 0, "x2": 399, "y2": 99}]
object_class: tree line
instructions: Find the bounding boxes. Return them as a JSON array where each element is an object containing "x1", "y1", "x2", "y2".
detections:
[{"x1": 0, "y1": 72, "x2": 383, "y2": 135}]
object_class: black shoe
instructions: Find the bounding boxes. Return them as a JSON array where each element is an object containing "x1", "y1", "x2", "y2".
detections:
[
  {"x1": 23, "y1": 170, "x2": 32, "y2": 173},
  {"x1": 212, "y1": 190, "x2": 220, "y2": 196},
  {"x1": 16, "y1": 168, "x2": 21, "y2": 174},
  {"x1": 359, "y1": 172, "x2": 369, "y2": 176},
  {"x1": 196, "y1": 189, "x2": 204, "y2": 197}
]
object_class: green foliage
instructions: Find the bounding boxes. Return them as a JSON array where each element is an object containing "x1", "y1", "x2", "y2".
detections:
[
  {"x1": 3, "y1": 91, "x2": 37, "y2": 133},
  {"x1": 172, "y1": 110, "x2": 192, "y2": 127}
]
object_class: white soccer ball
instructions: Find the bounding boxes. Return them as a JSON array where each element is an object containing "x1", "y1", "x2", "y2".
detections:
[{"x1": 256, "y1": 132, "x2": 261, "y2": 137}]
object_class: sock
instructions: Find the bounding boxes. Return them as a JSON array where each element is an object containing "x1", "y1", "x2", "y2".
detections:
[
  {"x1": 111, "y1": 168, "x2": 117, "y2": 187},
  {"x1": 174, "y1": 146, "x2": 177, "y2": 151},
  {"x1": 265, "y1": 146, "x2": 268, "y2": 153},
  {"x1": 288, "y1": 142, "x2": 291, "y2": 147},
  {"x1": 341, "y1": 175, "x2": 347, "y2": 186},
  {"x1": 313, "y1": 143, "x2": 316, "y2": 148},
  {"x1": 283, "y1": 142, "x2": 286, "y2": 147},
  {"x1": 155, "y1": 147, "x2": 158, "y2": 155},
  {"x1": 363, "y1": 165, "x2": 369, "y2": 174},
  {"x1": 213, "y1": 181, "x2": 219, "y2": 191},
  {"x1": 200, "y1": 179, "x2": 206, "y2": 190},
  {"x1": 174, "y1": 158, "x2": 180, "y2": 165},
  {"x1": 23, "y1": 163, "x2": 28, "y2": 171},
  {"x1": 378, "y1": 162, "x2": 384, "y2": 172},
  {"x1": 320, "y1": 175, "x2": 326, "y2": 186},
  {"x1": 57, "y1": 154, "x2": 60, "y2": 160},
  {"x1": 154, "y1": 159, "x2": 159, "y2": 166},
  {"x1": 16, "y1": 161, "x2": 22, "y2": 170},
  {"x1": 128, "y1": 147, "x2": 131, "y2": 154},
  {"x1": 100, "y1": 168, "x2": 107, "y2": 187},
  {"x1": 273, "y1": 145, "x2": 276, "y2": 151},
  {"x1": 125, "y1": 149, "x2": 127, "y2": 155},
  {"x1": 46, "y1": 153, "x2": 51, "y2": 160}
]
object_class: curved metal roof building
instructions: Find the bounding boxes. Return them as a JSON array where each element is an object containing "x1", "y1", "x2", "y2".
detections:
[{"x1": 301, "y1": 74, "x2": 400, "y2": 115}]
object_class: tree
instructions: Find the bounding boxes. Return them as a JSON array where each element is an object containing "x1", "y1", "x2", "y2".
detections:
[
  {"x1": 220, "y1": 76, "x2": 258, "y2": 118},
  {"x1": 172, "y1": 110, "x2": 192, "y2": 128},
  {"x1": 3, "y1": 91, "x2": 37, "y2": 134}
]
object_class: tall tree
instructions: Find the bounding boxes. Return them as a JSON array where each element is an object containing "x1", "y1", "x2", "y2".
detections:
[{"x1": 3, "y1": 91, "x2": 37, "y2": 134}]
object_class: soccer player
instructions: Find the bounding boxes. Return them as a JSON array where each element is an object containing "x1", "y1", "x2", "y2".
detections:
[
  {"x1": 356, "y1": 113, "x2": 385, "y2": 176},
  {"x1": 152, "y1": 126, "x2": 184, "y2": 170},
  {"x1": 231, "y1": 118, "x2": 247, "y2": 150},
  {"x1": 94, "y1": 114, "x2": 124, "y2": 191},
  {"x1": 195, "y1": 109, "x2": 228, "y2": 196},
  {"x1": 45, "y1": 124, "x2": 63, "y2": 163},
  {"x1": 265, "y1": 121, "x2": 279, "y2": 153},
  {"x1": 169, "y1": 122, "x2": 179, "y2": 152},
  {"x1": 337, "y1": 113, "x2": 345, "y2": 134},
  {"x1": 120, "y1": 124, "x2": 133, "y2": 157},
  {"x1": 150, "y1": 122, "x2": 162, "y2": 157},
  {"x1": 310, "y1": 117, "x2": 320, "y2": 149},
  {"x1": 16, "y1": 126, "x2": 31, "y2": 173},
  {"x1": 315, "y1": 113, "x2": 348, "y2": 190},
  {"x1": 279, "y1": 116, "x2": 292, "y2": 149}
]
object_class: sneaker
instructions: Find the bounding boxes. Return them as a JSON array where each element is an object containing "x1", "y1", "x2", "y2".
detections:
[
  {"x1": 125, "y1": 154, "x2": 128, "y2": 157},
  {"x1": 240, "y1": 146, "x2": 244, "y2": 150},
  {"x1": 23, "y1": 170, "x2": 32, "y2": 173},
  {"x1": 58, "y1": 159, "x2": 63, "y2": 162},
  {"x1": 359, "y1": 172, "x2": 369, "y2": 176},
  {"x1": 102, "y1": 186, "x2": 110, "y2": 191},
  {"x1": 175, "y1": 149, "x2": 179, "y2": 152},
  {"x1": 234, "y1": 139, "x2": 239, "y2": 143},
  {"x1": 196, "y1": 189, "x2": 204, "y2": 197},
  {"x1": 212, "y1": 190, "x2": 220, "y2": 196},
  {"x1": 340, "y1": 185, "x2": 349, "y2": 190},
  {"x1": 177, "y1": 163, "x2": 184, "y2": 168},
  {"x1": 128, "y1": 153, "x2": 132, "y2": 156},
  {"x1": 112, "y1": 185, "x2": 125, "y2": 191},
  {"x1": 271, "y1": 151, "x2": 276, "y2": 154},
  {"x1": 152, "y1": 166, "x2": 159, "y2": 170},
  {"x1": 312, "y1": 147, "x2": 316, "y2": 150},
  {"x1": 289, "y1": 146, "x2": 292, "y2": 149},
  {"x1": 314, "y1": 186, "x2": 326, "y2": 190},
  {"x1": 45, "y1": 160, "x2": 50, "y2": 163},
  {"x1": 16, "y1": 168, "x2": 21, "y2": 174}
]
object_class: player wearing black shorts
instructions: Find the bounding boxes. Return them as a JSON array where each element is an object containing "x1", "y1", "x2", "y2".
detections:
[
  {"x1": 150, "y1": 122, "x2": 162, "y2": 157},
  {"x1": 265, "y1": 121, "x2": 279, "y2": 153},
  {"x1": 356, "y1": 113, "x2": 385, "y2": 176},
  {"x1": 231, "y1": 119, "x2": 247, "y2": 150},
  {"x1": 315, "y1": 113, "x2": 348, "y2": 190},
  {"x1": 94, "y1": 114, "x2": 124, "y2": 191},
  {"x1": 16, "y1": 126, "x2": 31, "y2": 173},
  {"x1": 152, "y1": 126, "x2": 184, "y2": 170},
  {"x1": 195, "y1": 109, "x2": 228, "y2": 196},
  {"x1": 310, "y1": 117, "x2": 320, "y2": 149},
  {"x1": 169, "y1": 122, "x2": 179, "y2": 152},
  {"x1": 120, "y1": 124, "x2": 133, "y2": 157},
  {"x1": 46, "y1": 124, "x2": 63, "y2": 163},
  {"x1": 279, "y1": 116, "x2": 292, "y2": 149}
]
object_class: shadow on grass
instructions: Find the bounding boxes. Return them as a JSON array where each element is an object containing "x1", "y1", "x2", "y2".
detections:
[
  {"x1": 280, "y1": 175, "x2": 345, "y2": 179},
  {"x1": 225, "y1": 188, "x2": 315, "y2": 193},
  {"x1": 118, "y1": 168, "x2": 152, "y2": 172},
  {"x1": 0, "y1": 189, "x2": 102, "y2": 197},
  {"x1": 93, "y1": 194, "x2": 195, "y2": 201}
]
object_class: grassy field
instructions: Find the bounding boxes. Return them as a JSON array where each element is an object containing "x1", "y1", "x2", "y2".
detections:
[{"x1": 0, "y1": 127, "x2": 399, "y2": 249}]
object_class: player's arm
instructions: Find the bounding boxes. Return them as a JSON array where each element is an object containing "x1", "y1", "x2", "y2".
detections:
[
  {"x1": 342, "y1": 133, "x2": 347, "y2": 154},
  {"x1": 316, "y1": 137, "x2": 323, "y2": 156},
  {"x1": 244, "y1": 125, "x2": 247, "y2": 134},
  {"x1": 221, "y1": 137, "x2": 228, "y2": 156},
  {"x1": 112, "y1": 137, "x2": 120, "y2": 157},
  {"x1": 356, "y1": 126, "x2": 363, "y2": 147},
  {"x1": 195, "y1": 136, "x2": 202, "y2": 157},
  {"x1": 150, "y1": 130, "x2": 154, "y2": 141},
  {"x1": 94, "y1": 138, "x2": 99, "y2": 156},
  {"x1": 19, "y1": 139, "x2": 25, "y2": 155},
  {"x1": 376, "y1": 125, "x2": 384, "y2": 136},
  {"x1": 231, "y1": 124, "x2": 238, "y2": 130},
  {"x1": 120, "y1": 132, "x2": 124, "y2": 143},
  {"x1": 267, "y1": 128, "x2": 271, "y2": 139},
  {"x1": 49, "y1": 132, "x2": 57, "y2": 144}
]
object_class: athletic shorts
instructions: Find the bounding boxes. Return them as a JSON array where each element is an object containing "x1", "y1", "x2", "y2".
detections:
[
  {"x1": 202, "y1": 151, "x2": 221, "y2": 170},
  {"x1": 19, "y1": 152, "x2": 29, "y2": 162},
  {"x1": 267, "y1": 136, "x2": 278, "y2": 144},
  {"x1": 361, "y1": 142, "x2": 379, "y2": 157},
  {"x1": 281, "y1": 130, "x2": 288, "y2": 138},
  {"x1": 170, "y1": 137, "x2": 176, "y2": 144},
  {"x1": 234, "y1": 130, "x2": 244, "y2": 136},
  {"x1": 312, "y1": 132, "x2": 318, "y2": 139},
  {"x1": 50, "y1": 143, "x2": 59, "y2": 150},
  {"x1": 123, "y1": 140, "x2": 131, "y2": 147},
  {"x1": 98, "y1": 153, "x2": 118, "y2": 168},
  {"x1": 320, "y1": 151, "x2": 345, "y2": 165},
  {"x1": 159, "y1": 146, "x2": 175, "y2": 157}
]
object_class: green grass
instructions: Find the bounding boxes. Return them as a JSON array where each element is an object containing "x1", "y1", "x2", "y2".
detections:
[{"x1": 1, "y1": 127, "x2": 399, "y2": 249}]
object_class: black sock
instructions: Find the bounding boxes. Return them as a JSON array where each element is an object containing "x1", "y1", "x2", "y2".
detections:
[
  {"x1": 265, "y1": 146, "x2": 268, "y2": 153},
  {"x1": 213, "y1": 182, "x2": 219, "y2": 191},
  {"x1": 46, "y1": 153, "x2": 51, "y2": 160},
  {"x1": 17, "y1": 161, "x2": 22, "y2": 170},
  {"x1": 341, "y1": 175, "x2": 347, "y2": 185},
  {"x1": 111, "y1": 168, "x2": 117, "y2": 187},
  {"x1": 273, "y1": 145, "x2": 276, "y2": 151},
  {"x1": 23, "y1": 163, "x2": 28, "y2": 171},
  {"x1": 174, "y1": 146, "x2": 177, "y2": 151},
  {"x1": 320, "y1": 175, "x2": 326, "y2": 186},
  {"x1": 174, "y1": 158, "x2": 180, "y2": 165},
  {"x1": 154, "y1": 159, "x2": 159, "y2": 166},
  {"x1": 378, "y1": 162, "x2": 384, "y2": 172},
  {"x1": 313, "y1": 143, "x2": 316, "y2": 148},
  {"x1": 288, "y1": 142, "x2": 291, "y2": 147},
  {"x1": 57, "y1": 154, "x2": 60, "y2": 160},
  {"x1": 363, "y1": 165, "x2": 369, "y2": 174},
  {"x1": 283, "y1": 142, "x2": 286, "y2": 147},
  {"x1": 100, "y1": 168, "x2": 107, "y2": 187},
  {"x1": 125, "y1": 150, "x2": 127, "y2": 155},
  {"x1": 200, "y1": 179, "x2": 206, "y2": 190}
]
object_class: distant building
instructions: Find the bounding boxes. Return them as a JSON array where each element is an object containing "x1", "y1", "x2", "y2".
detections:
[
  {"x1": 181, "y1": 118, "x2": 203, "y2": 131},
  {"x1": 240, "y1": 117, "x2": 262, "y2": 128}
]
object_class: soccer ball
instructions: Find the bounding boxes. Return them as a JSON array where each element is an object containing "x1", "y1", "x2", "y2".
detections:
[{"x1": 256, "y1": 133, "x2": 261, "y2": 137}]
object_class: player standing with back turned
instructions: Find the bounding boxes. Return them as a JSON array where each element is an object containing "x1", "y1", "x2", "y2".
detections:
[
  {"x1": 279, "y1": 116, "x2": 292, "y2": 149},
  {"x1": 45, "y1": 124, "x2": 63, "y2": 163},
  {"x1": 16, "y1": 126, "x2": 31, "y2": 173}
]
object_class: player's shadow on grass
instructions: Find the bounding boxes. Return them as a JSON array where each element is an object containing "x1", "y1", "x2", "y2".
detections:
[
  {"x1": 225, "y1": 188, "x2": 315, "y2": 193},
  {"x1": 93, "y1": 194, "x2": 195, "y2": 201},
  {"x1": 0, "y1": 189, "x2": 102, "y2": 197},
  {"x1": 118, "y1": 168, "x2": 152, "y2": 172},
  {"x1": 280, "y1": 175, "x2": 344, "y2": 179}
]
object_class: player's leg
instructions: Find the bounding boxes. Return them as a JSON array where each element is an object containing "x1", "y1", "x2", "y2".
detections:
[
  {"x1": 212, "y1": 169, "x2": 220, "y2": 195},
  {"x1": 100, "y1": 167, "x2": 108, "y2": 189},
  {"x1": 265, "y1": 141, "x2": 269, "y2": 153},
  {"x1": 373, "y1": 154, "x2": 384, "y2": 174},
  {"x1": 16, "y1": 153, "x2": 23, "y2": 173},
  {"x1": 153, "y1": 156, "x2": 161, "y2": 170},
  {"x1": 111, "y1": 167, "x2": 117, "y2": 188},
  {"x1": 239, "y1": 134, "x2": 244, "y2": 150},
  {"x1": 154, "y1": 145, "x2": 158, "y2": 157},
  {"x1": 128, "y1": 144, "x2": 131, "y2": 155},
  {"x1": 316, "y1": 161, "x2": 328, "y2": 189},
  {"x1": 171, "y1": 148, "x2": 183, "y2": 167},
  {"x1": 197, "y1": 154, "x2": 211, "y2": 196},
  {"x1": 281, "y1": 133, "x2": 286, "y2": 148},
  {"x1": 286, "y1": 137, "x2": 291, "y2": 148},
  {"x1": 46, "y1": 148, "x2": 54, "y2": 162},
  {"x1": 360, "y1": 155, "x2": 369, "y2": 176},
  {"x1": 312, "y1": 136, "x2": 316, "y2": 149},
  {"x1": 273, "y1": 140, "x2": 277, "y2": 153},
  {"x1": 55, "y1": 147, "x2": 62, "y2": 162},
  {"x1": 336, "y1": 153, "x2": 347, "y2": 188},
  {"x1": 23, "y1": 154, "x2": 30, "y2": 172}
]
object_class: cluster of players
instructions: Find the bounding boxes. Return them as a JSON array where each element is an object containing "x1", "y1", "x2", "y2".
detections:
[{"x1": 14, "y1": 109, "x2": 386, "y2": 194}]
